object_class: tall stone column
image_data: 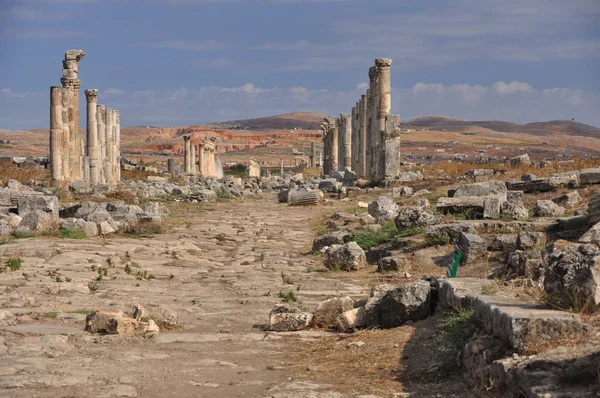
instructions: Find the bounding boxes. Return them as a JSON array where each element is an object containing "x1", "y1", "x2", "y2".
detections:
[
  {"x1": 376, "y1": 58, "x2": 392, "y2": 179},
  {"x1": 50, "y1": 86, "x2": 64, "y2": 186},
  {"x1": 329, "y1": 117, "x2": 338, "y2": 174},
  {"x1": 368, "y1": 65, "x2": 379, "y2": 178},
  {"x1": 340, "y1": 113, "x2": 351, "y2": 170},
  {"x1": 168, "y1": 158, "x2": 175, "y2": 174},
  {"x1": 359, "y1": 94, "x2": 368, "y2": 178},
  {"x1": 96, "y1": 105, "x2": 105, "y2": 184},
  {"x1": 85, "y1": 89, "x2": 99, "y2": 185},
  {"x1": 320, "y1": 120, "x2": 330, "y2": 174},
  {"x1": 60, "y1": 50, "x2": 85, "y2": 182},
  {"x1": 190, "y1": 142, "x2": 196, "y2": 175},
  {"x1": 105, "y1": 109, "x2": 114, "y2": 185},
  {"x1": 351, "y1": 104, "x2": 358, "y2": 173},
  {"x1": 310, "y1": 142, "x2": 316, "y2": 168},
  {"x1": 198, "y1": 143, "x2": 205, "y2": 176},
  {"x1": 183, "y1": 136, "x2": 190, "y2": 174},
  {"x1": 115, "y1": 110, "x2": 121, "y2": 183}
]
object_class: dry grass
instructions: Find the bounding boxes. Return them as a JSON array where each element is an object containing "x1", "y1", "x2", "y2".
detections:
[
  {"x1": 104, "y1": 190, "x2": 139, "y2": 204},
  {"x1": 0, "y1": 162, "x2": 49, "y2": 185}
]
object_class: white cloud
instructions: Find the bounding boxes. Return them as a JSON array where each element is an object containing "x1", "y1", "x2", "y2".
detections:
[
  {"x1": 492, "y1": 81, "x2": 533, "y2": 94},
  {"x1": 103, "y1": 88, "x2": 125, "y2": 96}
]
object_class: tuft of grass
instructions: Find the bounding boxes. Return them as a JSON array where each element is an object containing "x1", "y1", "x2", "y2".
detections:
[
  {"x1": 480, "y1": 282, "x2": 499, "y2": 296},
  {"x1": 135, "y1": 270, "x2": 155, "y2": 281},
  {"x1": 57, "y1": 228, "x2": 87, "y2": 239},
  {"x1": 124, "y1": 263, "x2": 132, "y2": 274},
  {"x1": 88, "y1": 282, "x2": 99, "y2": 292},
  {"x1": 353, "y1": 221, "x2": 398, "y2": 250},
  {"x1": 5, "y1": 257, "x2": 21, "y2": 272},
  {"x1": 424, "y1": 234, "x2": 451, "y2": 247},
  {"x1": 217, "y1": 192, "x2": 236, "y2": 200},
  {"x1": 397, "y1": 227, "x2": 426, "y2": 238},
  {"x1": 429, "y1": 309, "x2": 478, "y2": 369},
  {"x1": 14, "y1": 231, "x2": 37, "y2": 239},
  {"x1": 124, "y1": 222, "x2": 165, "y2": 238},
  {"x1": 278, "y1": 291, "x2": 297, "y2": 302}
]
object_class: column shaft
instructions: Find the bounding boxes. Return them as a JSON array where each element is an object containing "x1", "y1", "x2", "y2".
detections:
[
  {"x1": 85, "y1": 89, "x2": 99, "y2": 185},
  {"x1": 50, "y1": 87, "x2": 63, "y2": 185},
  {"x1": 376, "y1": 58, "x2": 392, "y2": 179}
]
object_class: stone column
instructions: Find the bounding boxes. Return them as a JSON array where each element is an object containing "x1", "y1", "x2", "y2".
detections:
[
  {"x1": 320, "y1": 119, "x2": 330, "y2": 174},
  {"x1": 329, "y1": 117, "x2": 338, "y2": 174},
  {"x1": 359, "y1": 94, "x2": 367, "y2": 178},
  {"x1": 310, "y1": 142, "x2": 316, "y2": 168},
  {"x1": 168, "y1": 158, "x2": 175, "y2": 174},
  {"x1": 50, "y1": 86, "x2": 64, "y2": 186},
  {"x1": 368, "y1": 65, "x2": 379, "y2": 178},
  {"x1": 105, "y1": 109, "x2": 114, "y2": 185},
  {"x1": 60, "y1": 50, "x2": 85, "y2": 182},
  {"x1": 351, "y1": 104, "x2": 358, "y2": 173},
  {"x1": 198, "y1": 143, "x2": 206, "y2": 176},
  {"x1": 115, "y1": 110, "x2": 121, "y2": 183},
  {"x1": 280, "y1": 158, "x2": 284, "y2": 175},
  {"x1": 190, "y1": 142, "x2": 196, "y2": 175},
  {"x1": 376, "y1": 58, "x2": 392, "y2": 179},
  {"x1": 183, "y1": 136, "x2": 190, "y2": 174},
  {"x1": 340, "y1": 113, "x2": 351, "y2": 170},
  {"x1": 85, "y1": 89, "x2": 99, "y2": 185},
  {"x1": 96, "y1": 105, "x2": 105, "y2": 184}
]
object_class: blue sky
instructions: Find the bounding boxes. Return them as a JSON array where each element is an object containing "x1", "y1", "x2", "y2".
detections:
[{"x1": 0, "y1": 0, "x2": 599, "y2": 129}]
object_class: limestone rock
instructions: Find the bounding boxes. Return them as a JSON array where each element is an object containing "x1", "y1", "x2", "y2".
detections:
[
  {"x1": 377, "y1": 255, "x2": 410, "y2": 272},
  {"x1": 394, "y1": 206, "x2": 441, "y2": 231},
  {"x1": 551, "y1": 191, "x2": 581, "y2": 209},
  {"x1": 392, "y1": 186, "x2": 413, "y2": 198},
  {"x1": 16, "y1": 210, "x2": 56, "y2": 233},
  {"x1": 516, "y1": 231, "x2": 546, "y2": 251},
  {"x1": 364, "y1": 281, "x2": 431, "y2": 328},
  {"x1": 579, "y1": 167, "x2": 600, "y2": 185},
  {"x1": 543, "y1": 241, "x2": 600, "y2": 307},
  {"x1": 98, "y1": 221, "x2": 116, "y2": 235},
  {"x1": 510, "y1": 154, "x2": 531, "y2": 167},
  {"x1": 458, "y1": 232, "x2": 487, "y2": 265},
  {"x1": 579, "y1": 221, "x2": 600, "y2": 245},
  {"x1": 17, "y1": 195, "x2": 59, "y2": 218},
  {"x1": 367, "y1": 196, "x2": 398, "y2": 223},
  {"x1": 426, "y1": 223, "x2": 475, "y2": 243},
  {"x1": 504, "y1": 250, "x2": 544, "y2": 280},
  {"x1": 288, "y1": 189, "x2": 320, "y2": 206},
  {"x1": 311, "y1": 297, "x2": 354, "y2": 328},
  {"x1": 0, "y1": 310, "x2": 16, "y2": 326},
  {"x1": 323, "y1": 242, "x2": 367, "y2": 271},
  {"x1": 336, "y1": 307, "x2": 367, "y2": 332},
  {"x1": 487, "y1": 235, "x2": 518, "y2": 252},
  {"x1": 269, "y1": 305, "x2": 312, "y2": 332},
  {"x1": 533, "y1": 200, "x2": 565, "y2": 217},
  {"x1": 85, "y1": 310, "x2": 149, "y2": 335},
  {"x1": 312, "y1": 230, "x2": 352, "y2": 251},
  {"x1": 454, "y1": 181, "x2": 507, "y2": 198},
  {"x1": 501, "y1": 191, "x2": 529, "y2": 220}
]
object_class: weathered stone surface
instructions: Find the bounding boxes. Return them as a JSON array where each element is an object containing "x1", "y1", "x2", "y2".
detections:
[
  {"x1": 436, "y1": 196, "x2": 485, "y2": 215},
  {"x1": 505, "y1": 250, "x2": 544, "y2": 280},
  {"x1": 98, "y1": 221, "x2": 116, "y2": 235},
  {"x1": 534, "y1": 200, "x2": 565, "y2": 217},
  {"x1": 454, "y1": 181, "x2": 507, "y2": 198},
  {"x1": 543, "y1": 241, "x2": 600, "y2": 306},
  {"x1": 458, "y1": 232, "x2": 487, "y2": 264},
  {"x1": 85, "y1": 310, "x2": 149, "y2": 335},
  {"x1": 377, "y1": 255, "x2": 410, "y2": 272},
  {"x1": 487, "y1": 235, "x2": 518, "y2": 252},
  {"x1": 367, "y1": 196, "x2": 398, "y2": 223},
  {"x1": 549, "y1": 171, "x2": 580, "y2": 187},
  {"x1": 269, "y1": 305, "x2": 312, "y2": 332},
  {"x1": 394, "y1": 207, "x2": 441, "y2": 231},
  {"x1": 510, "y1": 154, "x2": 531, "y2": 167},
  {"x1": 311, "y1": 297, "x2": 354, "y2": 328},
  {"x1": 312, "y1": 230, "x2": 352, "y2": 251},
  {"x1": 133, "y1": 305, "x2": 178, "y2": 330},
  {"x1": 0, "y1": 310, "x2": 16, "y2": 326},
  {"x1": 364, "y1": 281, "x2": 431, "y2": 328},
  {"x1": 516, "y1": 231, "x2": 546, "y2": 251},
  {"x1": 483, "y1": 196, "x2": 502, "y2": 219},
  {"x1": 426, "y1": 223, "x2": 475, "y2": 243},
  {"x1": 336, "y1": 307, "x2": 367, "y2": 332},
  {"x1": 0, "y1": 221, "x2": 11, "y2": 235},
  {"x1": 579, "y1": 167, "x2": 600, "y2": 185},
  {"x1": 59, "y1": 218, "x2": 98, "y2": 237},
  {"x1": 521, "y1": 173, "x2": 537, "y2": 182},
  {"x1": 17, "y1": 195, "x2": 59, "y2": 218},
  {"x1": 318, "y1": 180, "x2": 340, "y2": 192},
  {"x1": 16, "y1": 210, "x2": 56, "y2": 233},
  {"x1": 323, "y1": 242, "x2": 367, "y2": 271},
  {"x1": 500, "y1": 191, "x2": 529, "y2": 219},
  {"x1": 551, "y1": 191, "x2": 581, "y2": 209},
  {"x1": 392, "y1": 186, "x2": 413, "y2": 198},
  {"x1": 579, "y1": 221, "x2": 600, "y2": 244},
  {"x1": 288, "y1": 189, "x2": 320, "y2": 206},
  {"x1": 437, "y1": 278, "x2": 583, "y2": 351}
]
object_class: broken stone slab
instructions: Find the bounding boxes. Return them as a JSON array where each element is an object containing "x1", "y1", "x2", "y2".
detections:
[
  {"x1": 336, "y1": 307, "x2": 367, "y2": 332},
  {"x1": 487, "y1": 235, "x2": 517, "y2": 252},
  {"x1": 311, "y1": 297, "x2": 354, "y2": 328},
  {"x1": 323, "y1": 242, "x2": 367, "y2": 271},
  {"x1": 578, "y1": 168, "x2": 600, "y2": 185},
  {"x1": 16, "y1": 210, "x2": 56, "y2": 233},
  {"x1": 504, "y1": 250, "x2": 544, "y2": 280},
  {"x1": 59, "y1": 218, "x2": 98, "y2": 237},
  {"x1": 269, "y1": 305, "x2": 312, "y2": 332},
  {"x1": 579, "y1": 221, "x2": 600, "y2": 244},
  {"x1": 551, "y1": 191, "x2": 581, "y2": 209},
  {"x1": 483, "y1": 196, "x2": 503, "y2": 219},
  {"x1": 363, "y1": 281, "x2": 431, "y2": 329},
  {"x1": 453, "y1": 181, "x2": 507, "y2": 198},
  {"x1": 436, "y1": 196, "x2": 485, "y2": 216},
  {"x1": 17, "y1": 195, "x2": 59, "y2": 218},
  {"x1": 506, "y1": 179, "x2": 553, "y2": 193},
  {"x1": 510, "y1": 154, "x2": 531, "y2": 167},
  {"x1": 548, "y1": 171, "x2": 580, "y2": 188},
  {"x1": 437, "y1": 278, "x2": 583, "y2": 351},
  {"x1": 312, "y1": 230, "x2": 352, "y2": 251},
  {"x1": 457, "y1": 232, "x2": 487, "y2": 265},
  {"x1": 425, "y1": 223, "x2": 476, "y2": 243},
  {"x1": 543, "y1": 241, "x2": 600, "y2": 307},
  {"x1": 533, "y1": 200, "x2": 565, "y2": 217},
  {"x1": 318, "y1": 180, "x2": 341, "y2": 192},
  {"x1": 84, "y1": 310, "x2": 152, "y2": 335},
  {"x1": 394, "y1": 206, "x2": 441, "y2": 231},
  {"x1": 367, "y1": 196, "x2": 399, "y2": 223},
  {"x1": 377, "y1": 255, "x2": 410, "y2": 272},
  {"x1": 133, "y1": 305, "x2": 178, "y2": 330},
  {"x1": 288, "y1": 189, "x2": 320, "y2": 206},
  {"x1": 392, "y1": 186, "x2": 413, "y2": 198},
  {"x1": 516, "y1": 231, "x2": 546, "y2": 251},
  {"x1": 500, "y1": 191, "x2": 529, "y2": 219}
]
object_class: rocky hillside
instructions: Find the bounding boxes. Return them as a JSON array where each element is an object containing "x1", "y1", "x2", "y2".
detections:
[{"x1": 197, "y1": 112, "x2": 325, "y2": 131}]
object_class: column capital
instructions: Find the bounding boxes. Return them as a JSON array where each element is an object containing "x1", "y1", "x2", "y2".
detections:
[
  {"x1": 61, "y1": 78, "x2": 81, "y2": 89},
  {"x1": 85, "y1": 89, "x2": 99, "y2": 103},
  {"x1": 375, "y1": 58, "x2": 392, "y2": 68},
  {"x1": 368, "y1": 66, "x2": 378, "y2": 82}
]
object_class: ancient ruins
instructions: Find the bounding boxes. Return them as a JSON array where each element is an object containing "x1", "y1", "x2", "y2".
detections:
[
  {"x1": 49, "y1": 50, "x2": 121, "y2": 187},
  {"x1": 182, "y1": 135, "x2": 224, "y2": 178},
  {"x1": 322, "y1": 58, "x2": 401, "y2": 180}
]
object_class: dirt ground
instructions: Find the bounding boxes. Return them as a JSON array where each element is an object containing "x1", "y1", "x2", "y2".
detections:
[{"x1": 0, "y1": 192, "x2": 478, "y2": 398}]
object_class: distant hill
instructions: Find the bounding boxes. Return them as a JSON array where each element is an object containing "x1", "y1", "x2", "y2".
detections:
[
  {"x1": 404, "y1": 116, "x2": 600, "y2": 138},
  {"x1": 198, "y1": 112, "x2": 325, "y2": 131}
]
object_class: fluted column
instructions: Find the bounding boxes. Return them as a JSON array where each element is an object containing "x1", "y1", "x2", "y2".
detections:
[
  {"x1": 85, "y1": 89, "x2": 99, "y2": 185},
  {"x1": 183, "y1": 136, "x2": 190, "y2": 174},
  {"x1": 198, "y1": 143, "x2": 206, "y2": 175},
  {"x1": 115, "y1": 110, "x2": 121, "y2": 183},
  {"x1": 50, "y1": 86, "x2": 64, "y2": 186},
  {"x1": 105, "y1": 109, "x2": 114, "y2": 185},
  {"x1": 60, "y1": 50, "x2": 85, "y2": 182},
  {"x1": 310, "y1": 142, "x2": 316, "y2": 168},
  {"x1": 340, "y1": 113, "x2": 351, "y2": 170},
  {"x1": 330, "y1": 118, "x2": 338, "y2": 173},
  {"x1": 359, "y1": 94, "x2": 367, "y2": 178},
  {"x1": 368, "y1": 65, "x2": 379, "y2": 178},
  {"x1": 190, "y1": 142, "x2": 196, "y2": 175},
  {"x1": 351, "y1": 104, "x2": 358, "y2": 172},
  {"x1": 376, "y1": 58, "x2": 392, "y2": 179}
]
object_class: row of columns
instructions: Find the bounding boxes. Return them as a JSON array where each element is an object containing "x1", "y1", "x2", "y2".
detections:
[
  {"x1": 321, "y1": 58, "x2": 400, "y2": 180},
  {"x1": 50, "y1": 50, "x2": 121, "y2": 187},
  {"x1": 182, "y1": 136, "x2": 219, "y2": 178}
]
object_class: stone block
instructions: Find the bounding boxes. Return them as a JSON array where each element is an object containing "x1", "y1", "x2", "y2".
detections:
[
  {"x1": 368, "y1": 196, "x2": 399, "y2": 223},
  {"x1": 269, "y1": 305, "x2": 312, "y2": 332},
  {"x1": 312, "y1": 230, "x2": 352, "y2": 251},
  {"x1": 311, "y1": 297, "x2": 354, "y2": 328},
  {"x1": 336, "y1": 307, "x2": 367, "y2": 332},
  {"x1": 458, "y1": 232, "x2": 487, "y2": 264},
  {"x1": 323, "y1": 242, "x2": 367, "y2": 271}
]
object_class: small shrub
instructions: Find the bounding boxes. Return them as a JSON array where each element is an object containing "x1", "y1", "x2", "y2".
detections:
[
  {"x1": 5, "y1": 257, "x2": 21, "y2": 271},
  {"x1": 88, "y1": 282, "x2": 99, "y2": 292},
  {"x1": 429, "y1": 309, "x2": 478, "y2": 370},
  {"x1": 217, "y1": 192, "x2": 236, "y2": 200},
  {"x1": 397, "y1": 227, "x2": 425, "y2": 237},
  {"x1": 424, "y1": 234, "x2": 451, "y2": 247},
  {"x1": 124, "y1": 264, "x2": 132, "y2": 274},
  {"x1": 14, "y1": 231, "x2": 37, "y2": 239},
  {"x1": 481, "y1": 282, "x2": 499, "y2": 296},
  {"x1": 278, "y1": 291, "x2": 297, "y2": 302},
  {"x1": 57, "y1": 228, "x2": 87, "y2": 239},
  {"x1": 354, "y1": 221, "x2": 398, "y2": 250}
]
